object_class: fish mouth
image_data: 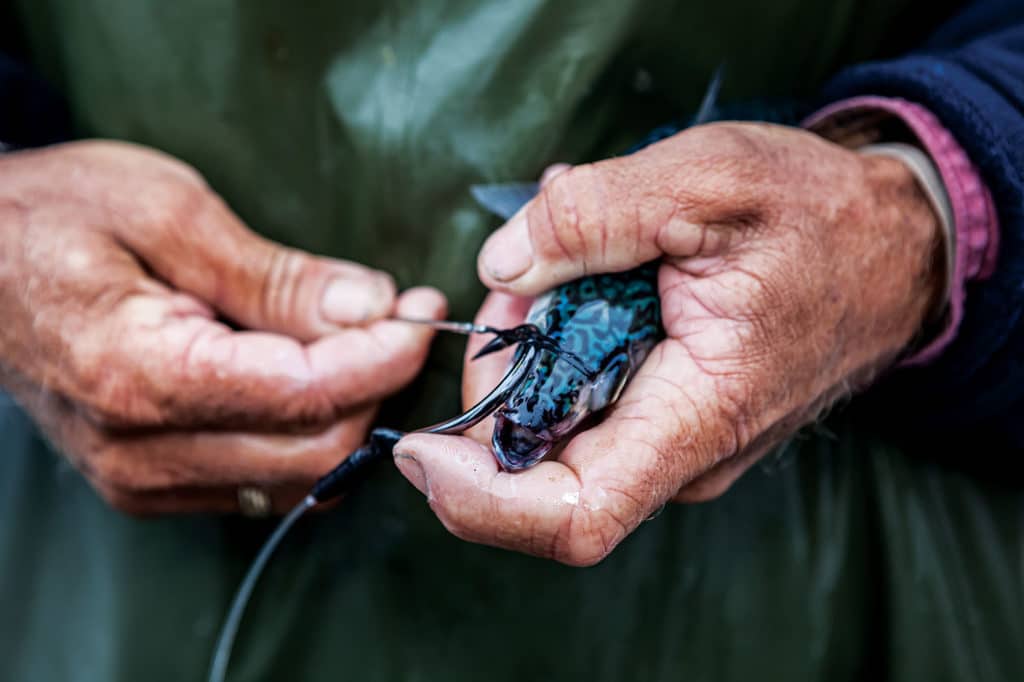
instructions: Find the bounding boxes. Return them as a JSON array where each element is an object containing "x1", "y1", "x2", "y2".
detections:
[{"x1": 491, "y1": 413, "x2": 555, "y2": 471}]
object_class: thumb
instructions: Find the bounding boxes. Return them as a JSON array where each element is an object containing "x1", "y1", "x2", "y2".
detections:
[
  {"x1": 476, "y1": 160, "x2": 671, "y2": 296},
  {"x1": 476, "y1": 144, "x2": 725, "y2": 297},
  {"x1": 117, "y1": 187, "x2": 397, "y2": 341}
]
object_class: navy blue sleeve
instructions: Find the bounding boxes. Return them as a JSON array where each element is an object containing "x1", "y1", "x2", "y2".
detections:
[{"x1": 821, "y1": 0, "x2": 1024, "y2": 444}]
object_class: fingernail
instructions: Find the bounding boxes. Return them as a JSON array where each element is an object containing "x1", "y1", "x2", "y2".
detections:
[
  {"x1": 321, "y1": 277, "x2": 388, "y2": 324},
  {"x1": 394, "y1": 450, "x2": 428, "y2": 495},
  {"x1": 480, "y1": 213, "x2": 533, "y2": 282}
]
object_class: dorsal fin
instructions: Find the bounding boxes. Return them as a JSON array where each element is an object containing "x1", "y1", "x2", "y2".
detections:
[
  {"x1": 693, "y1": 65, "x2": 725, "y2": 125},
  {"x1": 469, "y1": 182, "x2": 540, "y2": 221}
]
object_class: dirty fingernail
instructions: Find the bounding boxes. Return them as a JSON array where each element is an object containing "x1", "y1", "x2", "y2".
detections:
[
  {"x1": 481, "y1": 213, "x2": 533, "y2": 282},
  {"x1": 394, "y1": 450, "x2": 428, "y2": 495},
  {"x1": 321, "y1": 276, "x2": 390, "y2": 324}
]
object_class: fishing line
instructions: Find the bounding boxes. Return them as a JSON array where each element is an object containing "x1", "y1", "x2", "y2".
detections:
[
  {"x1": 398, "y1": 317, "x2": 594, "y2": 378},
  {"x1": 207, "y1": 495, "x2": 314, "y2": 682},
  {"x1": 205, "y1": 65, "x2": 726, "y2": 678},
  {"x1": 207, "y1": 339, "x2": 539, "y2": 682}
]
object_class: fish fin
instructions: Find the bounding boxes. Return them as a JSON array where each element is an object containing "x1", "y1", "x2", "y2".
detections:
[
  {"x1": 470, "y1": 182, "x2": 540, "y2": 220},
  {"x1": 693, "y1": 65, "x2": 725, "y2": 125},
  {"x1": 587, "y1": 352, "x2": 631, "y2": 411}
]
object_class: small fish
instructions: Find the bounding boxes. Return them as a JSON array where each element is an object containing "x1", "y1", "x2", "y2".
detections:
[
  {"x1": 470, "y1": 68, "x2": 725, "y2": 468},
  {"x1": 397, "y1": 260, "x2": 663, "y2": 471},
  {"x1": 470, "y1": 195, "x2": 664, "y2": 469},
  {"x1": 472, "y1": 181, "x2": 663, "y2": 469},
  {"x1": 489, "y1": 263, "x2": 663, "y2": 469}
]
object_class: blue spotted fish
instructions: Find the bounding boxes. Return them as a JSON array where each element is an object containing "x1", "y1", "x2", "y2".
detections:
[
  {"x1": 470, "y1": 68, "x2": 735, "y2": 469},
  {"x1": 469, "y1": 179, "x2": 664, "y2": 469},
  {"x1": 489, "y1": 263, "x2": 663, "y2": 469}
]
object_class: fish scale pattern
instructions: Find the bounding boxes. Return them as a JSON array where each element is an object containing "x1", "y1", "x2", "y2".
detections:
[{"x1": 492, "y1": 262, "x2": 663, "y2": 470}]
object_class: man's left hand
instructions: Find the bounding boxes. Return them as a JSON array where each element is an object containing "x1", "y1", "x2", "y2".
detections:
[{"x1": 394, "y1": 122, "x2": 942, "y2": 565}]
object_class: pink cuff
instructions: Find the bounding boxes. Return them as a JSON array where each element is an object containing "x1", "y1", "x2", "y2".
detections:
[{"x1": 804, "y1": 97, "x2": 999, "y2": 365}]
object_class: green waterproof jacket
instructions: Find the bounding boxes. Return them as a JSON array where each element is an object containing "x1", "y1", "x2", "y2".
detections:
[{"x1": 1, "y1": 2, "x2": 1022, "y2": 681}]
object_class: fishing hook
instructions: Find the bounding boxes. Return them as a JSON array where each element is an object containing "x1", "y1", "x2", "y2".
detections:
[{"x1": 208, "y1": 323, "x2": 544, "y2": 682}]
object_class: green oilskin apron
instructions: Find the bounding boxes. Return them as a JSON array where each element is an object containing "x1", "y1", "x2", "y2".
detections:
[{"x1": 2, "y1": 1, "x2": 1021, "y2": 680}]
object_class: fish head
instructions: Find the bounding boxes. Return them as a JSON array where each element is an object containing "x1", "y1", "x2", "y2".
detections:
[{"x1": 490, "y1": 348, "x2": 636, "y2": 471}]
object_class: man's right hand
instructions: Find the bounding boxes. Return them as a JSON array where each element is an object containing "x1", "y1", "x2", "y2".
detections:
[{"x1": 0, "y1": 141, "x2": 444, "y2": 514}]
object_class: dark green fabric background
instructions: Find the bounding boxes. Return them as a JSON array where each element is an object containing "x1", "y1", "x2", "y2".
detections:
[
  {"x1": 1, "y1": 1, "x2": 1021, "y2": 680},
  {"x1": 3, "y1": 394, "x2": 1022, "y2": 681}
]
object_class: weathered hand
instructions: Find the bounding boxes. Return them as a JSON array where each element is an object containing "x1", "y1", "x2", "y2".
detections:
[
  {"x1": 0, "y1": 141, "x2": 444, "y2": 514},
  {"x1": 394, "y1": 123, "x2": 941, "y2": 565}
]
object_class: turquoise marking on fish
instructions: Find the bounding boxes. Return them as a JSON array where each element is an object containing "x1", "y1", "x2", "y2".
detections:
[
  {"x1": 472, "y1": 178, "x2": 664, "y2": 469},
  {"x1": 471, "y1": 69, "x2": 727, "y2": 469},
  {"x1": 490, "y1": 262, "x2": 663, "y2": 469}
]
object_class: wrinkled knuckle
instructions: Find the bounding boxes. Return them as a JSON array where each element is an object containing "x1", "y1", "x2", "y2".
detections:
[
  {"x1": 260, "y1": 247, "x2": 308, "y2": 326},
  {"x1": 79, "y1": 367, "x2": 158, "y2": 428},
  {"x1": 702, "y1": 123, "x2": 769, "y2": 163},
  {"x1": 700, "y1": 380, "x2": 757, "y2": 460},
  {"x1": 67, "y1": 346, "x2": 130, "y2": 425},
  {"x1": 66, "y1": 340, "x2": 102, "y2": 398},
  {"x1": 85, "y1": 385, "x2": 131, "y2": 428},
  {"x1": 544, "y1": 162, "x2": 582, "y2": 204},
  {"x1": 687, "y1": 124, "x2": 779, "y2": 198},
  {"x1": 532, "y1": 165, "x2": 592, "y2": 262},
  {"x1": 144, "y1": 179, "x2": 210, "y2": 234},
  {"x1": 532, "y1": 192, "x2": 569, "y2": 259}
]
